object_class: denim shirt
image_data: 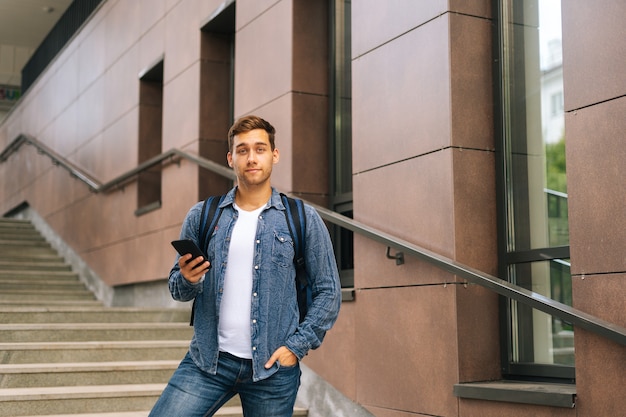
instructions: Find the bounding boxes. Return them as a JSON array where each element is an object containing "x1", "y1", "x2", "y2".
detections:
[{"x1": 169, "y1": 187, "x2": 341, "y2": 382}]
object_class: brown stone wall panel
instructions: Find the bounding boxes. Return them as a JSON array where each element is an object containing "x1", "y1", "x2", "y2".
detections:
[
  {"x1": 163, "y1": 161, "x2": 207, "y2": 219},
  {"x1": 101, "y1": 108, "x2": 139, "y2": 180},
  {"x1": 291, "y1": 93, "x2": 329, "y2": 194},
  {"x1": 451, "y1": 148, "x2": 500, "y2": 382},
  {"x1": 355, "y1": 286, "x2": 458, "y2": 417},
  {"x1": 77, "y1": 10, "x2": 107, "y2": 93},
  {"x1": 562, "y1": 1, "x2": 626, "y2": 111},
  {"x1": 449, "y1": 0, "x2": 492, "y2": 19},
  {"x1": 352, "y1": 0, "x2": 447, "y2": 58},
  {"x1": 49, "y1": 50, "x2": 80, "y2": 122},
  {"x1": 163, "y1": 63, "x2": 201, "y2": 149},
  {"x1": 236, "y1": 0, "x2": 280, "y2": 30},
  {"x1": 353, "y1": 151, "x2": 454, "y2": 259},
  {"x1": 33, "y1": 82, "x2": 55, "y2": 134},
  {"x1": 354, "y1": 235, "x2": 457, "y2": 290},
  {"x1": 138, "y1": 0, "x2": 166, "y2": 37},
  {"x1": 452, "y1": 149, "x2": 497, "y2": 273},
  {"x1": 104, "y1": 46, "x2": 140, "y2": 128},
  {"x1": 564, "y1": 98, "x2": 626, "y2": 275},
  {"x1": 104, "y1": 0, "x2": 141, "y2": 65},
  {"x1": 352, "y1": 16, "x2": 451, "y2": 174},
  {"x1": 234, "y1": 1, "x2": 292, "y2": 115},
  {"x1": 163, "y1": 0, "x2": 202, "y2": 84},
  {"x1": 138, "y1": 19, "x2": 166, "y2": 77},
  {"x1": 303, "y1": 301, "x2": 357, "y2": 400},
  {"x1": 76, "y1": 78, "x2": 106, "y2": 143},
  {"x1": 454, "y1": 284, "x2": 500, "y2": 382},
  {"x1": 52, "y1": 101, "x2": 79, "y2": 158},
  {"x1": 449, "y1": 14, "x2": 493, "y2": 151},
  {"x1": 199, "y1": 59, "x2": 231, "y2": 140},
  {"x1": 572, "y1": 273, "x2": 625, "y2": 333},
  {"x1": 74, "y1": 132, "x2": 105, "y2": 182},
  {"x1": 459, "y1": 399, "x2": 576, "y2": 417},
  {"x1": 87, "y1": 228, "x2": 176, "y2": 286},
  {"x1": 572, "y1": 273, "x2": 626, "y2": 417},
  {"x1": 292, "y1": 0, "x2": 328, "y2": 95}
]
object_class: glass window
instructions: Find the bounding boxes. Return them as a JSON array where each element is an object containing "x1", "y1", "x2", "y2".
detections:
[
  {"x1": 137, "y1": 60, "x2": 164, "y2": 214},
  {"x1": 198, "y1": 1, "x2": 236, "y2": 200},
  {"x1": 496, "y1": 0, "x2": 572, "y2": 380},
  {"x1": 330, "y1": 0, "x2": 353, "y2": 290}
]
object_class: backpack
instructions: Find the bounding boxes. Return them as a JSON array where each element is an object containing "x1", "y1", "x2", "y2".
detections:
[{"x1": 189, "y1": 192, "x2": 310, "y2": 325}]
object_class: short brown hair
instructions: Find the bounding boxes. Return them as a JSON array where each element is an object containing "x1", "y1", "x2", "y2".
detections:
[{"x1": 227, "y1": 115, "x2": 276, "y2": 151}]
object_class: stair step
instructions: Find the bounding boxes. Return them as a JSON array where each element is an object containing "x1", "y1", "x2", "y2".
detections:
[
  {"x1": 0, "y1": 341, "x2": 189, "y2": 364},
  {"x1": 0, "y1": 280, "x2": 86, "y2": 292},
  {"x1": 0, "y1": 245, "x2": 57, "y2": 255},
  {"x1": 0, "y1": 384, "x2": 165, "y2": 417},
  {"x1": 0, "y1": 270, "x2": 79, "y2": 279},
  {"x1": 0, "y1": 239, "x2": 51, "y2": 248},
  {"x1": 14, "y1": 406, "x2": 307, "y2": 417},
  {"x1": 1, "y1": 323, "x2": 193, "y2": 343},
  {"x1": 0, "y1": 250, "x2": 62, "y2": 258},
  {"x1": 0, "y1": 261, "x2": 71, "y2": 271},
  {"x1": 0, "y1": 218, "x2": 33, "y2": 227},
  {"x1": 0, "y1": 289, "x2": 96, "y2": 302},
  {"x1": 0, "y1": 217, "x2": 309, "y2": 417},
  {"x1": 0, "y1": 299, "x2": 103, "y2": 307},
  {"x1": 0, "y1": 232, "x2": 46, "y2": 241},
  {"x1": 0, "y1": 306, "x2": 190, "y2": 324},
  {"x1": 18, "y1": 413, "x2": 150, "y2": 417},
  {"x1": 0, "y1": 361, "x2": 180, "y2": 388}
]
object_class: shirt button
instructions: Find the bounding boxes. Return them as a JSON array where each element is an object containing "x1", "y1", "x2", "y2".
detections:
[
  {"x1": 252, "y1": 346, "x2": 257, "y2": 351},
  {"x1": 254, "y1": 265, "x2": 259, "y2": 270},
  {"x1": 253, "y1": 292, "x2": 257, "y2": 297},
  {"x1": 256, "y1": 239, "x2": 260, "y2": 244},
  {"x1": 252, "y1": 319, "x2": 257, "y2": 324}
]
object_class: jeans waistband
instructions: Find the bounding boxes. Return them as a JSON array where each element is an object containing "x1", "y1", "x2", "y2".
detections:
[{"x1": 219, "y1": 351, "x2": 253, "y2": 363}]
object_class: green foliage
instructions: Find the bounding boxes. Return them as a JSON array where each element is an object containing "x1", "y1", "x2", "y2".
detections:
[{"x1": 545, "y1": 136, "x2": 567, "y2": 193}]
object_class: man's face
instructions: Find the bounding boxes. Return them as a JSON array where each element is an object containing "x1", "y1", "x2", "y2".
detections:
[{"x1": 227, "y1": 129, "x2": 279, "y2": 188}]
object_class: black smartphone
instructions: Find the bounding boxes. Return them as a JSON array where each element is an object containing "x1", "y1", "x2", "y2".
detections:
[{"x1": 171, "y1": 239, "x2": 206, "y2": 266}]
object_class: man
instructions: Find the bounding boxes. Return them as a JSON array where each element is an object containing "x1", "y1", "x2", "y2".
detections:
[{"x1": 149, "y1": 115, "x2": 342, "y2": 417}]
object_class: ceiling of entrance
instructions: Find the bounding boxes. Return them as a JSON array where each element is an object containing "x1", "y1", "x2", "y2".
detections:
[{"x1": 0, "y1": 0, "x2": 73, "y2": 86}]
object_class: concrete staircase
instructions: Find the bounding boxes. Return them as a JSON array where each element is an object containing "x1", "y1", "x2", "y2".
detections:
[{"x1": 0, "y1": 218, "x2": 307, "y2": 417}]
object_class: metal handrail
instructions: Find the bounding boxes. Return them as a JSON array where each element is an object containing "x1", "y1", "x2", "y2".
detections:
[
  {"x1": 2, "y1": 133, "x2": 625, "y2": 346},
  {"x1": 0, "y1": 134, "x2": 236, "y2": 193}
]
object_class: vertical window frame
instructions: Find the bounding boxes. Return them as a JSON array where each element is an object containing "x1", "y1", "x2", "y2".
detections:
[{"x1": 493, "y1": 0, "x2": 574, "y2": 383}]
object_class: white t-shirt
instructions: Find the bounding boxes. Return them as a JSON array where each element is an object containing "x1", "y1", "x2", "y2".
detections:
[{"x1": 218, "y1": 203, "x2": 264, "y2": 359}]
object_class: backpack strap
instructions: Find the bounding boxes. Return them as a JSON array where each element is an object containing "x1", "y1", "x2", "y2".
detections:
[
  {"x1": 280, "y1": 193, "x2": 308, "y2": 322},
  {"x1": 280, "y1": 193, "x2": 306, "y2": 272},
  {"x1": 190, "y1": 194, "x2": 225, "y2": 326},
  {"x1": 198, "y1": 195, "x2": 225, "y2": 258}
]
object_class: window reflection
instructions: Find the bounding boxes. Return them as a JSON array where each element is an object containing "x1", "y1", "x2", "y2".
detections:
[{"x1": 499, "y1": 0, "x2": 572, "y2": 377}]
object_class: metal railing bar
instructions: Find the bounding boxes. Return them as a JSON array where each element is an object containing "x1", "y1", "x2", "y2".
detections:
[
  {"x1": 97, "y1": 149, "x2": 237, "y2": 192},
  {"x1": 0, "y1": 134, "x2": 101, "y2": 190},
  {"x1": 2, "y1": 133, "x2": 625, "y2": 346},
  {"x1": 505, "y1": 246, "x2": 570, "y2": 264},
  {"x1": 1, "y1": 134, "x2": 236, "y2": 193},
  {"x1": 306, "y1": 201, "x2": 626, "y2": 346}
]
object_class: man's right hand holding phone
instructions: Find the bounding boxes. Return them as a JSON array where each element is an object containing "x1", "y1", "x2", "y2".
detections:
[{"x1": 179, "y1": 254, "x2": 210, "y2": 283}]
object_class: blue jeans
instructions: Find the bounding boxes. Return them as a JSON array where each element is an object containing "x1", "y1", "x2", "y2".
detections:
[{"x1": 149, "y1": 351, "x2": 301, "y2": 417}]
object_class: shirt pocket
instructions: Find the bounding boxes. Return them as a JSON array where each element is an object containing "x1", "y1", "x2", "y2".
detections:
[{"x1": 271, "y1": 231, "x2": 295, "y2": 268}]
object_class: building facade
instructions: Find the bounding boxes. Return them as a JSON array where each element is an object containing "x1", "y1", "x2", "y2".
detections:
[{"x1": 0, "y1": 1, "x2": 624, "y2": 416}]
